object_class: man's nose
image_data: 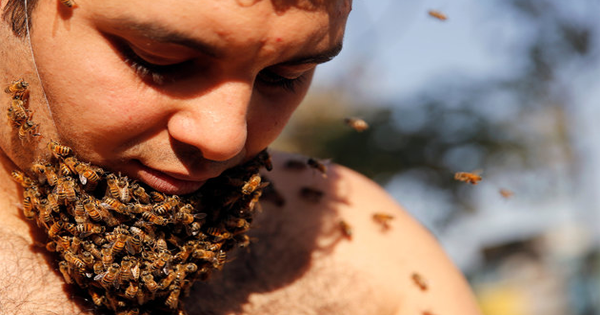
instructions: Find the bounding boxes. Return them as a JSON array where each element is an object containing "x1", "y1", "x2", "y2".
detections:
[{"x1": 167, "y1": 81, "x2": 251, "y2": 162}]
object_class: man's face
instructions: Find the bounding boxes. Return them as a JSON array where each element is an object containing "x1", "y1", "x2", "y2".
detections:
[{"x1": 27, "y1": 0, "x2": 350, "y2": 195}]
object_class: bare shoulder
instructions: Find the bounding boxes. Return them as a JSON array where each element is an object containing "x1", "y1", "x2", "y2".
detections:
[{"x1": 185, "y1": 151, "x2": 482, "y2": 315}]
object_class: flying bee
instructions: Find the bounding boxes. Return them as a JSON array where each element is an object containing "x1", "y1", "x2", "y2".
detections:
[
  {"x1": 58, "y1": 261, "x2": 74, "y2": 284},
  {"x1": 344, "y1": 117, "x2": 369, "y2": 132},
  {"x1": 95, "y1": 263, "x2": 120, "y2": 289},
  {"x1": 18, "y1": 120, "x2": 41, "y2": 142},
  {"x1": 76, "y1": 223, "x2": 105, "y2": 237},
  {"x1": 307, "y1": 158, "x2": 327, "y2": 177},
  {"x1": 59, "y1": 0, "x2": 76, "y2": 7},
  {"x1": 372, "y1": 213, "x2": 394, "y2": 230},
  {"x1": 11, "y1": 170, "x2": 33, "y2": 188},
  {"x1": 338, "y1": 220, "x2": 353, "y2": 240},
  {"x1": 165, "y1": 287, "x2": 181, "y2": 309},
  {"x1": 454, "y1": 171, "x2": 482, "y2": 185},
  {"x1": 241, "y1": 173, "x2": 266, "y2": 195},
  {"x1": 255, "y1": 149, "x2": 273, "y2": 171},
  {"x1": 412, "y1": 272, "x2": 428, "y2": 291},
  {"x1": 499, "y1": 188, "x2": 514, "y2": 199},
  {"x1": 47, "y1": 140, "x2": 72, "y2": 158},
  {"x1": 5, "y1": 78, "x2": 28, "y2": 95},
  {"x1": 48, "y1": 220, "x2": 64, "y2": 238},
  {"x1": 125, "y1": 234, "x2": 143, "y2": 255},
  {"x1": 428, "y1": 9, "x2": 447, "y2": 21}
]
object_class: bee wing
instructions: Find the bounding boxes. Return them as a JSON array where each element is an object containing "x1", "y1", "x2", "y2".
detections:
[
  {"x1": 93, "y1": 271, "x2": 106, "y2": 281},
  {"x1": 79, "y1": 173, "x2": 88, "y2": 185}
]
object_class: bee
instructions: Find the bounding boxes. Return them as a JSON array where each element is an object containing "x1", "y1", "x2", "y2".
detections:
[
  {"x1": 46, "y1": 193, "x2": 61, "y2": 212},
  {"x1": 18, "y1": 121, "x2": 41, "y2": 141},
  {"x1": 126, "y1": 234, "x2": 143, "y2": 255},
  {"x1": 48, "y1": 220, "x2": 64, "y2": 238},
  {"x1": 81, "y1": 251, "x2": 95, "y2": 267},
  {"x1": 299, "y1": 186, "x2": 324, "y2": 203},
  {"x1": 75, "y1": 163, "x2": 101, "y2": 187},
  {"x1": 307, "y1": 158, "x2": 327, "y2": 177},
  {"x1": 428, "y1": 10, "x2": 447, "y2": 21},
  {"x1": 56, "y1": 177, "x2": 77, "y2": 202},
  {"x1": 101, "y1": 247, "x2": 114, "y2": 269},
  {"x1": 131, "y1": 183, "x2": 151, "y2": 204},
  {"x1": 142, "y1": 211, "x2": 169, "y2": 226},
  {"x1": 188, "y1": 222, "x2": 202, "y2": 236},
  {"x1": 154, "y1": 196, "x2": 180, "y2": 215},
  {"x1": 150, "y1": 250, "x2": 171, "y2": 273},
  {"x1": 5, "y1": 78, "x2": 28, "y2": 95},
  {"x1": 88, "y1": 289, "x2": 107, "y2": 307},
  {"x1": 22, "y1": 196, "x2": 35, "y2": 220},
  {"x1": 45, "y1": 241, "x2": 57, "y2": 252},
  {"x1": 47, "y1": 140, "x2": 72, "y2": 158},
  {"x1": 454, "y1": 171, "x2": 482, "y2": 185},
  {"x1": 150, "y1": 191, "x2": 166, "y2": 202},
  {"x1": 124, "y1": 281, "x2": 139, "y2": 300},
  {"x1": 59, "y1": 0, "x2": 76, "y2": 8},
  {"x1": 58, "y1": 261, "x2": 73, "y2": 284},
  {"x1": 76, "y1": 223, "x2": 105, "y2": 237},
  {"x1": 338, "y1": 220, "x2": 353, "y2": 240},
  {"x1": 119, "y1": 256, "x2": 134, "y2": 283},
  {"x1": 499, "y1": 188, "x2": 514, "y2": 199},
  {"x1": 64, "y1": 250, "x2": 86, "y2": 272},
  {"x1": 241, "y1": 173, "x2": 263, "y2": 195},
  {"x1": 11, "y1": 170, "x2": 33, "y2": 187},
  {"x1": 82, "y1": 241, "x2": 102, "y2": 259},
  {"x1": 256, "y1": 149, "x2": 273, "y2": 171},
  {"x1": 61, "y1": 156, "x2": 79, "y2": 176},
  {"x1": 43, "y1": 164, "x2": 59, "y2": 186},
  {"x1": 165, "y1": 287, "x2": 181, "y2": 309},
  {"x1": 95, "y1": 263, "x2": 120, "y2": 289},
  {"x1": 129, "y1": 226, "x2": 155, "y2": 245},
  {"x1": 344, "y1": 117, "x2": 369, "y2": 132},
  {"x1": 101, "y1": 196, "x2": 128, "y2": 214},
  {"x1": 30, "y1": 162, "x2": 46, "y2": 177},
  {"x1": 71, "y1": 236, "x2": 82, "y2": 253},
  {"x1": 110, "y1": 233, "x2": 128, "y2": 256},
  {"x1": 82, "y1": 197, "x2": 102, "y2": 221},
  {"x1": 117, "y1": 177, "x2": 131, "y2": 202},
  {"x1": 141, "y1": 271, "x2": 159, "y2": 293},
  {"x1": 412, "y1": 272, "x2": 428, "y2": 291},
  {"x1": 372, "y1": 213, "x2": 394, "y2": 229},
  {"x1": 206, "y1": 227, "x2": 232, "y2": 241},
  {"x1": 7, "y1": 98, "x2": 30, "y2": 127}
]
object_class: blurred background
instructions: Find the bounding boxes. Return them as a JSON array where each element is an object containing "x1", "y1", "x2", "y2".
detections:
[{"x1": 271, "y1": 0, "x2": 600, "y2": 314}]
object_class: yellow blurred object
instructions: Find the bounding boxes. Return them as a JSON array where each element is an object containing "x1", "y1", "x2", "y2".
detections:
[{"x1": 477, "y1": 284, "x2": 529, "y2": 315}]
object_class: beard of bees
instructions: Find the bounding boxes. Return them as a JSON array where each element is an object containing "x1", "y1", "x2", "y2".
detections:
[{"x1": 7, "y1": 79, "x2": 272, "y2": 315}]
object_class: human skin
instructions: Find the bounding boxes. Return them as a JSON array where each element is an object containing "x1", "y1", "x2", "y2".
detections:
[{"x1": 0, "y1": 0, "x2": 482, "y2": 314}]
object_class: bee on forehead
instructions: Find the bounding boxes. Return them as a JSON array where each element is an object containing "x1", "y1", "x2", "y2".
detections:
[
  {"x1": 307, "y1": 158, "x2": 327, "y2": 178},
  {"x1": 372, "y1": 213, "x2": 394, "y2": 230},
  {"x1": 412, "y1": 272, "x2": 428, "y2": 291},
  {"x1": 344, "y1": 117, "x2": 369, "y2": 132}
]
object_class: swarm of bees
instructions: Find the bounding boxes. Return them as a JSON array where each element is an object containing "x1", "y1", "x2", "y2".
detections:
[{"x1": 7, "y1": 80, "x2": 272, "y2": 315}]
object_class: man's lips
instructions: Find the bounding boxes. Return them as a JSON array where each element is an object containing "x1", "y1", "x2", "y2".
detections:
[{"x1": 135, "y1": 164, "x2": 207, "y2": 195}]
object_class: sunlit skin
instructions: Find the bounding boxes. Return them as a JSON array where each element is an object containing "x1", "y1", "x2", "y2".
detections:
[{"x1": 0, "y1": 0, "x2": 482, "y2": 314}]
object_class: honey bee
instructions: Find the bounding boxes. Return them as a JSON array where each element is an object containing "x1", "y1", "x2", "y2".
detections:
[
  {"x1": 241, "y1": 173, "x2": 264, "y2": 195},
  {"x1": 56, "y1": 176, "x2": 77, "y2": 202},
  {"x1": 499, "y1": 188, "x2": 514, "y2": 199},
  {"x1": 454, "y1": 171, "x2": 482, "y2": 185},
  {"x1": 81, "y1": 251, "x2": 95, "y2": 267},
  {"x1": 95, "y1": 263, "x2": 120, "y2": 289},
  {"x1": 48, "y1": 140, "x2": 72, "y2": 158},
  {"x1": 372, "y1": 213, "x2": 394, "y2": 229},
  {"x1": 71, "y1": 236, "x2": 81, "y2": 253},
  {"x1": 110, "y1": 233, "x2": 128, "y2": 256},
  {"x1": 307, "y1": 158, "x2": 327, "y2": 177},
  {"x1": 141, "y1": 271, "x2": 159, "y2": 293},
  {"x1": 82, "y1": 241, "x2": 102, "y2": 259},
  {"x1": 101, "y1": 196, "x2": 127, "y2": 214},
  {"x1": 125, "y1": 234, "x2": 143, "y2": 255},
  {"x1": 150, "y1": 191, "x2": 166, "y2": 202},
  {"x1": 18, "y1": 120, "x2": 41, "y2": 141},
  {"x1": 22, "y1": 196, "x2": 35, "y2": 220},
  {"x1": 299, "y1": 186, "x2": 324, "y2": 203},
  {"x1": 338, "y1": 220, "x2": 353, "y2": 240},
  {"x1": 255, "y1": 149, "x2": 273, "y2": 171},
  {"x1": 46, "y1": 193, "x2": 61, "y2": 212},
  {"x1": 11, "y1": 170, "x2": 33, "y2": 187},
  {"x1": 129, "y1": 226, "x2": 155, "y2": 246},
  {"x1": 7, "y1": 98, "x2": 30, "y2": 127},
  {"x1": 58, "y1": 261, "x2": 73, "y2": 284},
  {"x1": 412, "y1": 272, "x2": 428, "y2": 291},
  {"x1": 88, "y1": 289, "x2": 107, "y2": 307},
  {"x1": 75, "y1": 163, "x2": 101, "y2": 188},
  {"x1": 76, "y1": 223, "x2": 105, "y2": 237},
  {"x1": 117, "y1": 177, "x2": 131, "y2": 202},
  {"x1": 83, "y1": 197, "x2": 103, "y2": 221},
  {"x1": 101, "y1": 247, "x2": 114, "y2": 269},
  {"x1": 124, "y1": 281, "x2": 140, "y2": 300},
  {"x1": 131, "y1": 183, "x2": 151, "y2": 204},
  {"x1": 428, "y1": 10, "x2": 447, "y2": 21},
  {"x1": 150, "y1": 250, "x2": 171, "y2": 273},
  {"x1": 142, "y1": 211, "x2": 169, "y2": 226},
  {"x1": 48, "y1": 220, "x2": 64, "y2": 238},
  {"x1": 61, "y1": 156, "x2": 79, "y2": 175},
  {"x1": 344, "y1": 117, "x2": 369, "y2": 132},
  {"x1": 5, "y1": 78, "x2": 28, "y2": 95},
  {"x1": 165, "y1": 287, "x2": 181, "y2": 309},
  {"x1": 64, "y1": 250, "x2": 86, "y2": 272},
  {"x1": 45, "y1": 241, "x2": 57, "y2": 252},
  {"x1": 154, "y1": 196, "x2": 180, "y2": 215},
  {"x1": 55, "y1": 235, "x2": 71, "y2": 252},
  {"x1": 59, "y1": 0, "x2": 76, "y2": 7},
  {"x1": 207, "y1": 227, "x2": 232, "y2": 241},
  {"x1": 43, "y1": 164, "x2": 59, "y2": 187}
]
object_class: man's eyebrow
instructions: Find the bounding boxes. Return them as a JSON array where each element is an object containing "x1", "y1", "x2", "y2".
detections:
[
  {"x1": 114, "y1": 19, "x2": 222, "y2": 57},
  {"x1": 113, "y1": 18, "x2": 343, "y2": 65},
  {"x1": 281, "y1": 42, "x2": 344, "y2": 66}
]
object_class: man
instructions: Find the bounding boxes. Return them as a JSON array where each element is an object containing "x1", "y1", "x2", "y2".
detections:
[{"x1": 0, "y1": 0, "x2": 482, "y2": 314}]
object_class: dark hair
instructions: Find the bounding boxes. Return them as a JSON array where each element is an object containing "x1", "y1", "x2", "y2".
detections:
[{"x1": 2, "y1": 0, "x2": 38, "y2": 37}]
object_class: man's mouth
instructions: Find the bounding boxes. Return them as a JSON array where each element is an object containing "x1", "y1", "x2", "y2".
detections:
[{"x1": 134, "y1": 163, "x2": 208, "y2": 195}]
